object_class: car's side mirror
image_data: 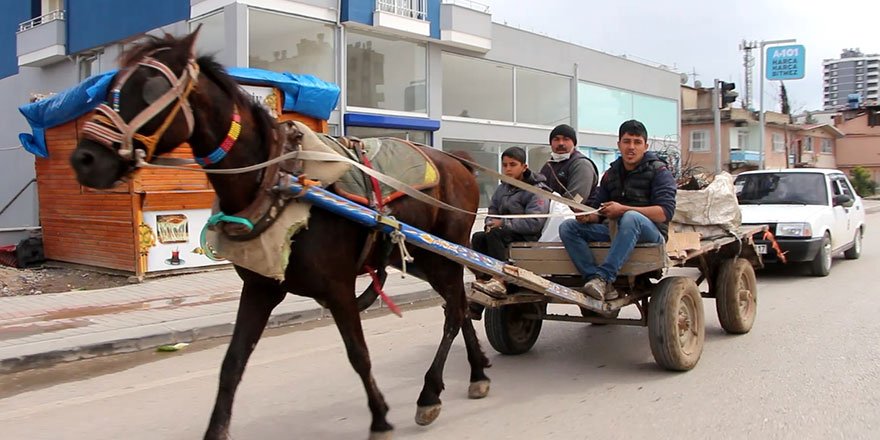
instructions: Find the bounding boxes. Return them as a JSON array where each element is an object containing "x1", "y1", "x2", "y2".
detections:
[{"x1": 833, "y1": 194, "x2": 854, "y2": 208}]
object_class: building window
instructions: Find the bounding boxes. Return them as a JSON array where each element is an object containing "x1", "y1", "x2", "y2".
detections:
[
  {"x1": 737, "y1": 130, "x2": 749, "y2": 150},
  {"x1": 346, "y1": 126, "x2": 430, "y2": 145},
  {"x1": 772, "y1": 133, "x2": 785, "y2": 152},
  {"x1": 249, "y1": 9, "x2": 336, "y2": 84},
  {"x1": 442, "y1": 53, "x2": 513, "y2": 121},
  {"x1": 515, "y1": 68, "x2": 570, "y2": 126},
  {"x1": 804, "y1": 137, "x2": 813, "y2": 152},
  {"x1": 857, "y1": 61, "x2": 864, "y2": 66},
  {"x1": 832, "y1": 78, "x2": 838, "y2": 84},
  {"x1": 832, "y1": 85, "x2": 838, "y2": 91},
  {"x1": 821, "y1": 138, "x2": 833, "y2": 153},
  {"x1": 191, "y1": 11, "x2": 226, "y2": 65},
  {"x1": 578, "y1": 82, "x2": 632, "y2": 134},
  {"x1": 857, "y1": 75, "x2": 863, "y2": 81},
  {"x1": 632, "y1": 94, "x2": 678, "y2": 141},
  {"x1": 689, "y1": 130, "x2": 709, "y2": 152},
  {"x1": 347, "y1": 31, "x2": 427, "y2": 113},
  {"x1": 442, "y1": 139, "x2": 545, "y2": 208}
]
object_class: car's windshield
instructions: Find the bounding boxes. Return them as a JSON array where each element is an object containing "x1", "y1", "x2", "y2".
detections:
[{"x1": 734, "y1": 173, "x2": 828, "y2": 205}]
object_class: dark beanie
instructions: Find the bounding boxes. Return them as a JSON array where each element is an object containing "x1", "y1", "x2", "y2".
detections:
[
  {"x1": 549, "y1": 124, "x2": 577, "y2": 145},
  {"x1": 501, "y1": 146, "x2": 527, "y2": 164}
]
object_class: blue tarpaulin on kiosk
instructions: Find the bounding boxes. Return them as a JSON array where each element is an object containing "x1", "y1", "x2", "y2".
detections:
[{"x1": 18, "y1": 67, "x2": 340, "y2": 158}]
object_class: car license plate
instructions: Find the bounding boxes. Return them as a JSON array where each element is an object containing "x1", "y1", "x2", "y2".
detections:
[{"x1": 755, "y1": 244, "x2": 768, "y2": 254}]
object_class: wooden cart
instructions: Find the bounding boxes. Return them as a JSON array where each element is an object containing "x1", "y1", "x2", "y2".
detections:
[{"x1": 468, "y1": 224, "x2": 767, "y2": 371}]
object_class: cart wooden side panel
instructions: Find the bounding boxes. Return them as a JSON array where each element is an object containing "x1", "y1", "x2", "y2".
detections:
[{"x1": 509, "y1": 242, "x2": 667, "y2": 276}]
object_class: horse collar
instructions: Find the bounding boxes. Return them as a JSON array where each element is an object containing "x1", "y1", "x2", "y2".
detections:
[{"x1": 196, "y1": 106, "x2": 242, "y2": 167}]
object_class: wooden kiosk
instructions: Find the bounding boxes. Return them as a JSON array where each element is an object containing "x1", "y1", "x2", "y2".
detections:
[{"x1": 23, "y1": 76, "x2": 330, "y2": 277}]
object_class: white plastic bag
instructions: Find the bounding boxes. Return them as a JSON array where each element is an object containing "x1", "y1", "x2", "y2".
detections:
[
  {"x1": 539, "y1": 196, "x2": 576, "y2": 242},
  {"x1": 672, "y1": 172, "x2": 742, "y2": 232}
]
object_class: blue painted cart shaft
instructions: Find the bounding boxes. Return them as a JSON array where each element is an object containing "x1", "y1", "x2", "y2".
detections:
[{"x1": 278, "y1": 182, "x2": 609, "y2": 312}]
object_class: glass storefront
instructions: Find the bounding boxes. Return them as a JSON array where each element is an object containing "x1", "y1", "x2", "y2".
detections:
[
  {"x1": 346, "y1": 126, "x2": 430, "y2": 145},
  {"x1": 248, "y1": 9, "x2": 336, "y2": 84},
  {"x1": 442, "y1": 52, "x2": 513, "y2": 121},
  {"x1": 347, "y1": 31, "x2": 427, "y2": 113},
  {"x1": 190, "y1": 11, "x2": 226, "y2": 63}
]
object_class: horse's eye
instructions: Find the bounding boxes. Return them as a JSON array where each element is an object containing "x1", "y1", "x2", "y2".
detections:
[{"x1": 142, "y1": 76, "x2": 171, "y2": 104}]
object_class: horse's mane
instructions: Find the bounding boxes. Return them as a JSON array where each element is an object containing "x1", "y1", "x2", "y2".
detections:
[{"x1": 119, "y1": 34, "x2": 278, "y2": 157}]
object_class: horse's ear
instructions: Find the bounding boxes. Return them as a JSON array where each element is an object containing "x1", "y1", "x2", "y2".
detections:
[{"x1": 181, "y1": 24, "x2": 203, "y2": 58}]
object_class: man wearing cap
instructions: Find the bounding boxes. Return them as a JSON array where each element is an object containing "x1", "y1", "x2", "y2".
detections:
[{"x1": 540, "y1": 124, "x2": 599, "y2": 205}]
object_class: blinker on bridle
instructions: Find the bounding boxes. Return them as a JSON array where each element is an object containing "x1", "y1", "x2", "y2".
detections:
[{"x1": 81, "y1": 48, "x2": 200, "y2": 164}]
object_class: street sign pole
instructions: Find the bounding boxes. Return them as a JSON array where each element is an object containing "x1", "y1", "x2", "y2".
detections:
[
  {"x1": 714, "y1": 79, "x2": 722, "y2": 173},
  {"x1": 759, "y1": 39, "x2": 798, "y2": 170}
]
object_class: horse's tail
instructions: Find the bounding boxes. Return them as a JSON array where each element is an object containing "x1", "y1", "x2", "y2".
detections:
[{"x1": 447, "y1": 150, "x2": 477, "y2": 174}]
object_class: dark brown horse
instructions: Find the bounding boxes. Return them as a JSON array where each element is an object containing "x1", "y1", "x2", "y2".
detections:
[{"x1": 69, "y1": 30, "x2": 490, "y2": 440}]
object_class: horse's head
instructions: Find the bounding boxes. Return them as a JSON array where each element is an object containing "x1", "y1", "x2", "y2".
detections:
[{"x1": 70, "y1": 29, "x2": 202, "y2": 189}]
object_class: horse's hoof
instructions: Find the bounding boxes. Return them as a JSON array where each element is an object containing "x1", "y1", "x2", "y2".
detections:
[
  {"x1": 415, "y1": 404, "x2": 442, "y2": 426},
  {"x1": 468, "y1": 380, "x2": 490, "y2": 399},
  {"x1": 368, "y1": 430, "x2": 393, "y2": 440}
]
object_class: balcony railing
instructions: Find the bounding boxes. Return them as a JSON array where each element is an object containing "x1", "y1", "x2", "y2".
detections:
[
  {"x1": 376, "y1": 0, "x2": 428, "y2": 21},
  {"x1": 18, "y1": 10, "x2": 65, "y2": 32},
  {"x1": 441, "y1": 0, "x2": 490, "y2": 13}
]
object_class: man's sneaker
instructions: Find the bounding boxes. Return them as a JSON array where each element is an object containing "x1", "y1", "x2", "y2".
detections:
[{"x1": 582, "y1": 278, "x2": 619, "y2": 301}]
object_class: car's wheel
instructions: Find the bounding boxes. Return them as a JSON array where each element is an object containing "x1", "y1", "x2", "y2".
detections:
[
  {"x1": 844, "y1": 229, "x2": 862, "y2": 260},
  {"x1": 809, "y1": 233, "x2": 832, "y2": 277}
]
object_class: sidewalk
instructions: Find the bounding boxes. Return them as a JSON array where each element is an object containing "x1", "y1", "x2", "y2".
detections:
[{"x1": 0, "y1": 267, "x2": 456, "y2": 373}]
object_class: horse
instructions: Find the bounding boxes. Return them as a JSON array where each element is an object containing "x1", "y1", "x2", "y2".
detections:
[{"x1": 68, "y1": 29, "x2": 491, "y2": 440}]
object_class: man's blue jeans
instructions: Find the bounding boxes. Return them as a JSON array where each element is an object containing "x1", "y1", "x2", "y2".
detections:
[{"x1": 559, "y1": 211, "x2": 664, "y2": 283}]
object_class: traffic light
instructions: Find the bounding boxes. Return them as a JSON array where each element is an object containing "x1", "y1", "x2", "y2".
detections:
[{"x1": 719, "y1": 81, "x2": 738, "y2": 108}]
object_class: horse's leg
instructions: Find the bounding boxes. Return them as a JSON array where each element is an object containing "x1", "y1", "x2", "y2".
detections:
[
  {"x1": 413, "y1": 250, "x2": 491, "y2": 426},
  {"x1": 205, "y1": 269, "x2": 285, "y2": 440},
  {"x1": 323, "y1": 282, "x2": 394, "y2": 439}
]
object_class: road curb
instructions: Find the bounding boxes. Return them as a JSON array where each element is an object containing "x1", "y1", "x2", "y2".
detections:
[{"x1": 0, "y1": 288, "x2": 440, "y2": 374}]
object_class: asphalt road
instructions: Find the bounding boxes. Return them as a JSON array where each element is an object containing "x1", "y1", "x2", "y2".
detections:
[{"x1": 1, "y1": 217, "x2": 878, "y2": 440}]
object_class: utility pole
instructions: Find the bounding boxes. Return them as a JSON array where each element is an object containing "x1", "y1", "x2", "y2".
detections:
[{"x1": 739, "y1": 40, "x2": 758, "y2": 110}]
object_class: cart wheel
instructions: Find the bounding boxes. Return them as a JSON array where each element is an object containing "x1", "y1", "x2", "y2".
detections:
[
  {"x1": 648, "y1": 277, "x2": 705, "y2": 371},
  {"x1": 580, "y1": 307, "x2": 620, "y2": 325},
  {"x1": 715, "y1": 258, "x2": 757, "y2": 334},
  {"x1": 484, "y1": 302, "x2": 544, "y2": 355}
]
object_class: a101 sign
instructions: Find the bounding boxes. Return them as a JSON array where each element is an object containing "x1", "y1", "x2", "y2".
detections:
[{"x1": 766, "y1": 44, "x2": 806, "y2": 80}]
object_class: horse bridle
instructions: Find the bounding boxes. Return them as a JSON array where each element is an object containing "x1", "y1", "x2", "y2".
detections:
[{"x1": 81, "y1": 49, "x2": 200, "y2": 164}]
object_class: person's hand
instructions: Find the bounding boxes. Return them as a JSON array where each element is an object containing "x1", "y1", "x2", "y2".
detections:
[
  {"x1": 576, "y1": 213, "x2": 592, "y2": 224},
  {"x1": 485, "y1": 219, "x2": 504, "y2": 231},
  {"x1": 599, "y1": 202, "x2": 627, "y2": 219}
]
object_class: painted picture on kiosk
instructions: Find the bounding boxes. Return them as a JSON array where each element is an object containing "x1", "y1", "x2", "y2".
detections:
[{"x1": 156, "y1": 214, "x2": 189, "y2": 244}]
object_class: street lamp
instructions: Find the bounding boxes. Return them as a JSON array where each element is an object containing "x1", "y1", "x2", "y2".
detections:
[{"x1": 759, "y1": 38, "x2": 797, "y2": 170}]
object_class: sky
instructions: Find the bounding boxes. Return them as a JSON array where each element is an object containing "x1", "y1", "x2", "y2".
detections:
[{"x1": 480, "y1": 0, "x2": 880, "y2": 113}]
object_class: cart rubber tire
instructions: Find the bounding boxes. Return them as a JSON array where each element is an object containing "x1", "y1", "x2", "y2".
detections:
[
  {"x1": 484, "y1": 302, "x2": 544, "y2": 355},
  {"x1": 715, "y1": 258, "x2": 757, "y2": 334},
  {"x1": 844, "y1": 229, "x2": 862, "y2": 260},
  {"x1": 580, "y1": 307, "x2": 620, "y2": 325},
  {"x1": 810, "y1": 233, "x2": 832, "y2": 277},
  {"x1": 648, "y1": 277, "x2": 705, "y2": 371}
]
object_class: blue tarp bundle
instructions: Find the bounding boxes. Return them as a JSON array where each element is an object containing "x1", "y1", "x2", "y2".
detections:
[{"x1": 18, "y1": 67, "x2": 340, "y2": 158}]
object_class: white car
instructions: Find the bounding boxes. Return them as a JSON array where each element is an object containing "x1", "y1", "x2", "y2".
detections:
[{"x1": 734, "y1": 168, "x2": 865, "y2": 276}]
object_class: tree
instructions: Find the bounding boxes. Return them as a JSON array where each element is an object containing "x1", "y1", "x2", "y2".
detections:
[{"x1": 850, "y1": 166, "x2": 876, "y2": 196}]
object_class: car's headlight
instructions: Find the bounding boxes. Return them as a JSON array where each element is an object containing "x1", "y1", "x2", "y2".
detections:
[{"x1": 776, "y1": 222, "x2": 812, "y2": 237}]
